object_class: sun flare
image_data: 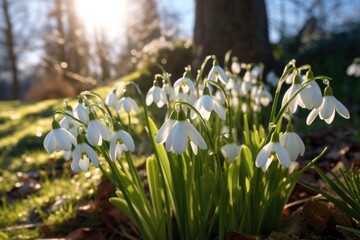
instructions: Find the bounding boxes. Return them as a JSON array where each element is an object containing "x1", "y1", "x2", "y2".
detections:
[{"x1": 75, "y1": 0, "x2": 126, "y2": 33}]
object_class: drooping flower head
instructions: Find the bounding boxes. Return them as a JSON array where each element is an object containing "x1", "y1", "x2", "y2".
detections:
[
  {"x1": 221, "y1": 143, "x2": 241, "y2": 163},
  {"x1": 156, "y1": 109, "x2": 207, "y2": 154},
  {"x1": 191, "y1": 85, "x2": 226, "y2": 121},
  {"x1": 255, "y1": 132, "x2": 291, "y2": 172},
  {"x1": 86, "y1": 111, "x2": 111, "y2": 146},
  {"x1": 280, "y1": 123, "x2": 305, "y2": 161},
  {"x1": 306, "y1": 85, "x2": 350, "y2": 125},
  {"x1": 110, "y1": 122, "x2": 135, "y2": 161},
  {"x1": 174, "y1": 69, "x2": 195, "y2": 95},
  {"x1": 299, "y1": 69, "x2": 322, "y2": 110},
  {"x1": 44, "y1": 120, "x2": 77, "y2": 153},
  {"x1": 71, "y1": 134, "x2": 99, "y2": 172},
  {"x1": 105, "y1": 89, "x2": 119, "y2": 109},
  {"x1": 116, "y1": 92, "x2": 139, "y2": 114},
  {"x1": 281, "y1": 72, "x2": 303, "y2": 114},
  {"x1": 73, "y1": 97, "x2": 90, "y2": 124},
  {"x1": 146, "y1": 80, "x2": 167, "y2": 108},
  {"x1": 208, "y1": 59, "x2": 228, "y2": 84}
]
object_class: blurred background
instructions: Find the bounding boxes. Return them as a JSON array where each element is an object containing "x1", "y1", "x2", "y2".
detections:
[{"x1": 1, "y1": 0, "x2": 360, "y2": 102}]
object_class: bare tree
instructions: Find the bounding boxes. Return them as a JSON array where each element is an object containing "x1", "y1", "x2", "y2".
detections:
[
  {"x1": 193, "y1": 0, "x2": 273, "y2": 68},
  {"x1": 2, "y1": 0, "x2": 19, "y2": 99}
]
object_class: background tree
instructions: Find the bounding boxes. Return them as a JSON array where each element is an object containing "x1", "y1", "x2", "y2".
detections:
[
  {"x1": 1, "y1": 0, "x2": 19, "y2": 100},
  {"x1": 116, "y1": 0, "x2": 162, "y2": 76},
  {"x1": 193, "y1": 0, "x2": 273, "y2": 68}
]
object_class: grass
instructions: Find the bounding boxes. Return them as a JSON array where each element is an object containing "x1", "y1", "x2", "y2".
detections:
[{"x1": 0, "y1": 83, "x2": 118, "y2": 238}]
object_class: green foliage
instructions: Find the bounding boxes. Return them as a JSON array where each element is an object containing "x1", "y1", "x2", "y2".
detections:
[{"x1": 299, "y1": 167, "x2": 360, "y2": 235}]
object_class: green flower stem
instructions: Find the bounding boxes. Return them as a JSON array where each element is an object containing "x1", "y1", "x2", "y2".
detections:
[
  {"x1": 206, "y1": 79, "x2": 234, "y2": 132},
  {"x1": 195, "y1": 55, "x2": 214, "y2": 88},
  {"x1": 53, "y1": 110, "x2": 85, "y2": 125},
  {"x1": 96, "y1": 146, "x2": 155, "y2": 239},
  {"x1": 128, "y1": 81, "x2": 173, "y2": 240},
  {"x1": 81, "y1": 91, "x2": 113, "y2": 118},
  {"x1": 268, "y1": 66, "x2": 295, "y2": 126}
]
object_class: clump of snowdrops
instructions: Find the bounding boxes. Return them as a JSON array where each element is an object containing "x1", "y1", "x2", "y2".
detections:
[{"x1": 43, "y1": 55, "x2": 350, "y2": 239}]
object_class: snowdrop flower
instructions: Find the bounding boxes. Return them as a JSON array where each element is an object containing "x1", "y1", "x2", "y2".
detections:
[
  {"x1": 346, "y1": 58, "x2": 360, "y2": 77},
  {"x1": 266, "y1": 71, "x2": 278, "y2": 87},
  {"x1": 156, "y1": 111, "x2": 177, "y2": 144},
  {"x1": 105, "y1": 90, "x2": 118, "y2": 109},
  {"x1": 231, "y1": 60, "x2": 241, "y2": 74},
  {"x1": 281, "y1": 73, "x2": 303, "y2": 113},
  {"x1": 221, "y1": 143, "x2": 241, "y2": 163},
  {"x1": 174, "y1": 76, "x2": 195, "y2": 94},
  {"x1": 116, "y1": 94, "x2": 139, "y2": 114},
  {"x1": 71, "y1": 135, "x2": 99, "y2": 172},
  {"x1": 208, "y1": 59, "x2": 228, "y2": 84},
  {"x1": 146, "y1": 81, "x2": 167, "y2": 108},
  {"x1": 59, "y1": 105, "x2": 79, "y2": 137},
  {"x1": 174, "y1": 89, "x2": 197, "y2": 105},
  {"x1": 44, "y1": 120, "x2": 77, "y2": 153},
  {"x1": 191, "y1": 86, "x2": 226, "y2": 121},
  {"x1": 255, "y1": 132, "x2": 291, "y2": 172},
  {"x1": 162, "y1": 79, "x2": 175, "y2": 101},
  {"x1": 110, "y1": 122, "x2": 135, "y2": 161},
  {"x1": 250, "y1": 65, "x2": 263, "y2": 82},
  {"x1": 86, "y1": 112, "x2": 111, "y2": 146},
  {"x1": 73, "y1": 98, "x2": 89, "y2": 124},
  {"x1": 280, "y1": 124, "x2": 305, "y2": 161},
  {"x1": 255, "y1": 85, "x2": 273, "y2": 107},
  {"x1": 226, "y1": 78, "x2": 241, "y2": 97},
  {"x1": 157, "y1": 110, "x2": 207, "y2": 154},
  {"x1": 299, "y1": 70, "x2": 322, "y2": 110},
  {"x1": 306, "y1": 85, "x2": 350, "y2": 125}
]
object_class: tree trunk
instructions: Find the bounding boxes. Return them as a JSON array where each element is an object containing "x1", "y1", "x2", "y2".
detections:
[
  {"x1": 2, "y1": 0, "x2": 19, "y2": 100},
  {"x1": 193, "y1": 0, "x2": 273, "y2": 69},
  {"x1": 55, "y1": 0, "x2": 66, "y2": 64}
]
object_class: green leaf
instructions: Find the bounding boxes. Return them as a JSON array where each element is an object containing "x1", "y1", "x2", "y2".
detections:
[{"x1": 147, "y1": 156, "x2": 164, "y2": 220}]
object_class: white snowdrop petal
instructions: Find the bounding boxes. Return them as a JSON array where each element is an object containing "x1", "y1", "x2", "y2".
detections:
[
  {"x1": 199, "y1": 107, "x2": 211, "y2": 120},
  {"x1": 286, "y1": 134, "x2": 300, "y2": 161},
  {"x1": 213, "y1": 100, "x2": 226, "y2": 120},
  {"x1": 146, "y1": 88, "x2": 154, "y2": 106},
  {"x1": 97, "y1": 122, "x2": 111, "y2": 141},
  {"x1": 172, "y1": 122, "x2": 188, "y2": 154},
  {"x1": 156, "y1": 119, "x2": 175, "y2": 144},
  {"x1": 333, "y1": 97, "x2": 350, "y2": 119},
  {"x1": 165, "y1": 124, "x2": 176, "y2": 151},
  {"x1": 84, "y1": 144, "x2": 99, "y2": 167},
  {"x1": 306, "y1": 108, "x2": 320, "y2": 125},
  {"x1": 87, "y1": 124, "x2": 101, "y2": 146},
  {"x1": 56, "y1": 129, "x2": 73, "y2": 151},
  {"x1": 72, "y1": 146, "x2": 81, "y2": 171},
  {"x1": 324, "y1": 111, "x2": 336, "y2": 124},
  {"x1": 320, "y1": 97, "x2": 335, "y2": 120},
  {"x1": 119, "y1": 130, "x2": 135, "y2": 152},
  {"x1": 274, "y1": 143, "x2": 291, "y2": 168},
  {"x1": 201, "y1": 96, "x2": 213, "y2": 112},
  {"x1": 294, "y1": 134, "x2": 305, "y2": 156},
  {"x1": 123, "y1": 99, "x2": 132, "y2": 113},
  {"x1": 153, "y1": 87, "x2": 161, "y2": 103},
  {"x1": 190, "y1": 141, "x2": 198, "y2": 155},
  {"x1": 79, "y1": 157, "x2": 90, "y2": 172},
  {"x1": 186, "y1": 121, "x2": 207, "y2": 150},
  {"x1": 110, "y1": 137, "x2": 117, "y2": 162},
  {"x1": 44, "y1": 131, "x2": 55, "y2": 153},
  {"x1": 255, "y1": 143, "x2": 272, "y2": 168},
  {"x1": 262, "y1": 156, "x2": 273, "y2": 172},
  {"x1": 129, "y1": 98, "x2": 139, "y2": 113}
]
